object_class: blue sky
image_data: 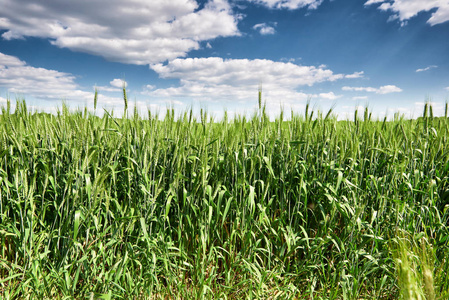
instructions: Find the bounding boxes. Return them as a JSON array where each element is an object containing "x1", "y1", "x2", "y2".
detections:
[{"x1": 0, "y1": 0, "x2": 448, "y2": 119}]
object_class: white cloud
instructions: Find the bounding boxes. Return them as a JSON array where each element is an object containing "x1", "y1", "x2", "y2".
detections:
[
  {"x1": 318, "y1": 92, "x2": 341, "y2": 100},
  {"x1": 0, "y1": 0, "x2": 240, "y2": 65},
  {"x1": 342, "y1": 85, "x2": 402, "y2": 94},
  {"x1": 247, "y1": 0, "x2": 324, "y2": 10},
  {"x1": 445, "y1": 87, "x2": 449, "y2": 91},
  {"x1": 416, "y1": 65, "x2": 437, "y2": 72},
  {"x1": 253, "y1": 23, "x2": 276, "y2": 35},
  {"x1": 345, "y1": 71, "x2": 364, "y2": 79},
  {"x1": 93, "y1": 79, "x2": 127, "y2": 92},
  {"x1": 414, "y1": 101, "x2": 446, "y2": 117},
  {"x1": 147, "y1": 57, "x2": 357, "y2": 112},
  {"x1": 110, "y1": 79, "x2": 127, "y2": 88},
  {"x1": 342, "y1": 86, "x2": 377, "y2": 93},
  {"x1": 0, "y1": 52, "x2": 125, "y2": 108},
  {"x1": 377, "y1": 85, "x2": 402, "y2": 94},
  {"x1": 365, "y1": 0, "x2": 384, "y2": 4},
  {"x1": 342, "y1": 104, "x2": 365, "y2": 111},
  {"x1": 0, "y1": 52, "x2": 92, "y2": 101},
  {"x1": 280, "y1": 57, "x2": 296, "y2": 63},
  {"x1": 96, "y1": 86, "x2": 120, "y2": 92},
  {"x1": 152, "y1": 57, "x2": 350, "y2": 87},
  {"x1": 352, "y1": 96, "x2": 368, "y2": 100},
  {"x1": 365, "y1": 0, "x2": 449, "y2": 26}
]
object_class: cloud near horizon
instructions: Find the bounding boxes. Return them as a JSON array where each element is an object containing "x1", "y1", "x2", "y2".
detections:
[
  {"x1": 147, "y1": 57, "x2": 359, "y2": 106},
  {"x1": 352, "y1": 96, "x2": 369, "y2": 100},
  {"x1": 342, "y1": 85, "x2": 402, "y2": 94},
  {"x1": 0, "y1": 52, "x2": 123, "y2": 106},
  {"x1": 0, "y1": 52, "x2": 92, "y2": 101}
]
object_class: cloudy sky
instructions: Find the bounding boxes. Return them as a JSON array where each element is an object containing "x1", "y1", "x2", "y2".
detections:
[{"x1": 0, "y1": 0, "x2": 448, "y2": 119}]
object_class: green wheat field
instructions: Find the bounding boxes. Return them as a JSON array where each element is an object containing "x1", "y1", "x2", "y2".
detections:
[{"x1": 1, "y1": 97, "x2": 448, "y2": 299}]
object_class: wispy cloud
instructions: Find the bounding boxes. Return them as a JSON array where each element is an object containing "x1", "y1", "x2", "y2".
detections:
[
  {"x1": 365, "y1": 0, "x2": 384, "y2": 5},
  {"x1": 352, "y1": 96, "x2": 368, "y2": 100},
  {"x1": 246, "y1": 0, "x2": 324, "y2": 10},
  {"x1": 345, "y1": 71, "x2": 364, "y2": 79},
  {"x1": 342, "y1": 86, "x2": 377, "y2": 93},
  {"x1": 253, "y1": 23, "x2": 276, "y2": 35},
  {"x1": 0, "y1": 0, "x2": 240, "y2": 65},
  {"x1": 365, "y1": 0, "x2": 449, "y2": 26},
  {"x1": 342, "y1": 85, "x2": 402, "y2": 94},
  {"x1": 416, "y1": 65, "x2": 437, "y2": 72}
]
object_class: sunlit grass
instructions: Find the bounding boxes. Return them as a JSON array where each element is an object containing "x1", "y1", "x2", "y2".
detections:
[{"x1": 0, "y1": 98, "x2": 448, "y2": 299}]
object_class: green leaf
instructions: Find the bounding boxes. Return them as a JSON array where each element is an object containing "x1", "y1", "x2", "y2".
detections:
[{"x1": 73, "y1": 210, "x2": 81, "y2": 241}]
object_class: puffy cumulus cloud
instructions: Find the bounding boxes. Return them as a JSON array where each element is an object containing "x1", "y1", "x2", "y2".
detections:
[
  {"x1": 0, "y1": 52, "x2": 91, "y2": 101},
  {"x1": 152, "y1": 57, "x2": 360, "y2": 87},
  {"x1": 377, "y1": 85, "x2": 402, "y2": 94},
  {"x1": 416, "y1": 65, "x2": 437, "y2": 73},
  {"x1": 95, "y1": 79, "x2": 127, "y2": 92},
  {"x1": 253, "y1": 23, "x2": 276, "y2": 35},
  {"x1": 0, "y1": 52, "x2": 25, "y2": 67},
  {"x1": 0, "y1": 52, "x2": 124, "y2": 107},
  {"x1": 110, "y1": 79, "x2": 127, "y2": 88},
  {"x1": 365, "y1": 0, "x2": 449, "y2": 26},
  {"x1": 151, "y1": 57, "x2": 352, "y2": 87},
  {"x1": 0, "y1": 0, "x2": 240, "y2": 65},
  {"x1": 247, "y1": 0, "x2": 324, "y2": 10},
  {"x1": 147, "y1": 57, "x2": 358, "y2": 110},
  {"x1": 342, "y1": 85, "x2": 402, "y2": 94}
]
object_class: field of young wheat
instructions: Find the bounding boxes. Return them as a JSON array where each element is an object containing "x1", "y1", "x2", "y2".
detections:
[{"x1": 0, "y1": 99, "x2": 448, "y2": 299}]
